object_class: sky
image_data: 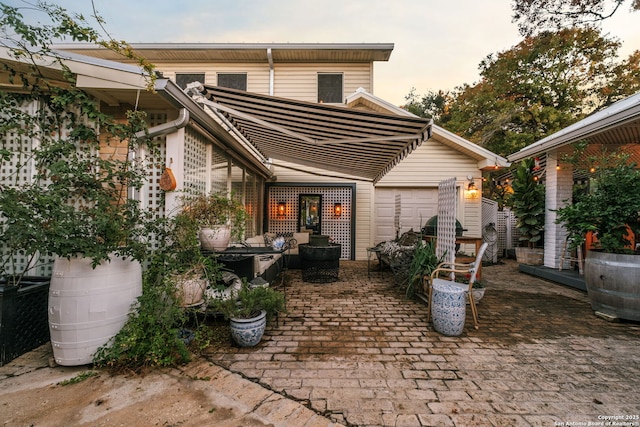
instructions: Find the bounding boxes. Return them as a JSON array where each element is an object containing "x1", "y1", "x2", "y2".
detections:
[{"x1": 9, "y1": 0, "x2": 640, "y2": 105}]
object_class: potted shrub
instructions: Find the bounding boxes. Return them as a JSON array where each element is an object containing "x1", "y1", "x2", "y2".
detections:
[
  {"x1": 0, "y1": 5, "x2": 157, "y2": 365},
  {"x1": 511, "y1": 158, "x2": 546, "y2": 265},
  {"x1": 180, "y1": 191, "x2": 248, "y2": 251},
  {"x1": 163, "y1": 212, "x2": 222, "y2": 307},
  {"x1": 555, "y1": 149, "x2": 640, "y2": 321},
  {"x1": 208, "y1": 282, "x2": 286, "y2": 347}
]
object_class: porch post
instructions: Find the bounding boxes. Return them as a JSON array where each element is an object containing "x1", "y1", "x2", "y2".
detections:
[{"x1": 544, "y1": 149, "x2": 573, "y2": 268}]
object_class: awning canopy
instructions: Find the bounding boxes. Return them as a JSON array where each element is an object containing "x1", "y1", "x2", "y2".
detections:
[{"x1": 198, "y1": 86, "x2": 432, "y2": 183}]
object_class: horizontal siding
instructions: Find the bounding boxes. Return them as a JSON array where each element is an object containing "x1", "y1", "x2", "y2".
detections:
[
  {"x1": 157, "y1": 62, "x2": 372, "y2": 101},
  {"x1": 377, "y1": 142, "x2": 480, "y2": 187},
  {"x1": 273, "y1": 63, "x2": 372, "y2": 102},
  {"x1": 158, "y1": 63, "x2": 271, "y2": 94}
]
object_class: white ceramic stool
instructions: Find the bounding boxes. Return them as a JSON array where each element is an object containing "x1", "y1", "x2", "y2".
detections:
[{"x1": 431, "y1": 282, "x2": 466, "y2": 336}]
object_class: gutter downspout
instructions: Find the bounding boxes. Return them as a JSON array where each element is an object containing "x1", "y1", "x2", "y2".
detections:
[
  {"x1": 267, "y1": 48, "x2": 274, "y2": 96},
  {"x1": 135, "y1": 108, "x2": 189, "y2": 139}
]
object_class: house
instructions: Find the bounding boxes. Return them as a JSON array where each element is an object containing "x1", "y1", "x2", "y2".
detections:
[
  {"x1": 508, "y1": 91, "x2": 640, "y2": 286},
  {"x1": 8, "y1": 42, "x2": 509, "y2": 262}
]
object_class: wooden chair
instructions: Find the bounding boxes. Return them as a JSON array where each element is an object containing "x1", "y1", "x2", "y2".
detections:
[{"x1": 425, "y1": 242, "x2": 489, "y2": 330}]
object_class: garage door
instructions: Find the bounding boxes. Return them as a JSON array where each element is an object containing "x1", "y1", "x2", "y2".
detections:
[{"x1": 374, "y1": 188, "x2": 438, "y2": 243}]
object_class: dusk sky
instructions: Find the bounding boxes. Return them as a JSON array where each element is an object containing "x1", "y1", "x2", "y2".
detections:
[{"x1": 11, "y1": 0, "x2": 639, "y2": 105}]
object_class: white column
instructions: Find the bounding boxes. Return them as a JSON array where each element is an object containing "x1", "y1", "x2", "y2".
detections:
[{"x1": 544, "y1": 150, "x2": 573, "y2": 268}]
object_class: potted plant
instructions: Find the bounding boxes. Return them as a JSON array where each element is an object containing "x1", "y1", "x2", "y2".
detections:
[
  {"x1": 555, "y1": 148, "x2": 640, "y2": 321},
  {"x1": 511, "y1": 158, "x2": 546, "y2": 265},
  {"x1": 180, "y1": 191, "x2": 248, "y2": 251},
  {"x1": 163, "y1": 212, "x2": 222, "y2": 307},
  {"x1": 207, "y1": 282, "x2": 286, "y2": 347},
  {"x1": 404, "y1": 239, "x2": 442, "y2": 299},
  {"x1": 0, "y1": 5, "x2": 158, "y2": 365}
]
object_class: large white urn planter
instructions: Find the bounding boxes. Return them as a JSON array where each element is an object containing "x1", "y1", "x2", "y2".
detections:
[{"x1": 48, "y1": 256, "x2": 142, "y2": 366}]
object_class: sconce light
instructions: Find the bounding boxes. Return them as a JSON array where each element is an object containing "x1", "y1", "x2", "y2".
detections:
[
  {"x1": 465, "y1": 176, "x2": 479, "y2": 199},
  {"x1": 334, "y1": 202, "x2": 342, "y2": 217},
  {"x1": 277, "y1": 201, "x2": 286, "y2": 217}
]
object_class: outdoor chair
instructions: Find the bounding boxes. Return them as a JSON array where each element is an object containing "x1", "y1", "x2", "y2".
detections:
[{"x1": 425, "y1": 242, "x2": 489, "y2": 330}]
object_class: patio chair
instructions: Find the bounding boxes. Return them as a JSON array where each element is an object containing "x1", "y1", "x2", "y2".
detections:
[{"x1": 425, "y1": 242, "x2": 489, "y2": 330}]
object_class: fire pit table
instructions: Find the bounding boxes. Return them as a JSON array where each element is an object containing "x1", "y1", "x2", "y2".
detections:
[{"x1": 299, "y1": 242, "x2": 341, "y2": 283}]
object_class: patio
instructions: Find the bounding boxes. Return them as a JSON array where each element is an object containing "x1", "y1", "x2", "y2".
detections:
[
  {"x1": 207, "y1": 259, "x2": 640, "y2": 426},
  {"x1": 1, "y1": 259, "x2": 639, "y2": 426}
]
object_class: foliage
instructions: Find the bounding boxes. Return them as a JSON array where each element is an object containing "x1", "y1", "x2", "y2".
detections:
[
  {"x1": 208, "y1": 282, "x2": 286, "y2": 321},
  {"x1": 405, "y1": 27, "x2": 637, "y2": 158},
  {"x1": 404, "y1": 239, "x2": 443, "y2": 298},
  {"x1": 93, "y1": 213, "x2": 224, "y2": 372},
  {"x1": 93, "y1": 252, "x2": 191, "y2": 372},
  {"x1": 180, "y1": 191, "x2": 248, "y2": 241},
  {"x1": 555, "y1": 148, "x2": 640, "y2": 253},
  {"x1": 58, "y1": 371, "x2": 98, "y2": 386},
  {"x1": 511, "y1": 158, "x2": 545, "y2": 247},
  {"x1": 512, "y1": 0, "x2": 640, "y2": 37},
  {"x1": 0, "y1": 1, "x2": 159, "y2": 283},
  {"x1": 403, "y1": 88, "x2": 452, "y2": 122}
]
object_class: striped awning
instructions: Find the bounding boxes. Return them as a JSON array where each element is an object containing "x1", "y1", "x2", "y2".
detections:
[{"x1": 199, "y1": 86, "x2": 432, "y2": 183}]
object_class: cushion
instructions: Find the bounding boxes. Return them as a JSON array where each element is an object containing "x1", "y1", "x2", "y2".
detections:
[
  {"x1": 293, "y1": 232, "x2": 310, "y2": 245},
  {"x1": 245, "y1": 235, "x2": 264, "y2": 247}
]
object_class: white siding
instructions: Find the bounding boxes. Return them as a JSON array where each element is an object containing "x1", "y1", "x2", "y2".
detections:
[{"x1": 273, "y1": 63, "x2": 373, "y2": 102}]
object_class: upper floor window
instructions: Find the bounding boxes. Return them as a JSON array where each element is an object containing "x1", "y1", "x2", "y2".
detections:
[
  {"x1": 175, "y1": 73, "x2": 205, "y2": 90},
  {"x1": 318, "y1": 73, "x2": 343, "y2": 103},
  {"x1": 218, "y1": 73, "x2": 247, "y2": 91}
]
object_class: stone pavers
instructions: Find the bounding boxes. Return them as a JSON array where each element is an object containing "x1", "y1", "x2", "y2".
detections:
[{"x1": 205, "y1": 259, "x2": 640, "y2": 427}]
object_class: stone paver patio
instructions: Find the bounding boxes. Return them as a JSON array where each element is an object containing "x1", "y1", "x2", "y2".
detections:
[{"x1": 206, "y1": 259, "x2": 640, "y2": 427}]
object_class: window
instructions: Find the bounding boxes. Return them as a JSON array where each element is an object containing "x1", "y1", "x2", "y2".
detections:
[
  {"x1": 318, "y1": 73, "x2": 343, "y2": 103},
  {"x1": 217, "y1": 73, "x2": 247, "y2": 91},
  {"x1": 175, "y1": 73, "x2": 205, "y2": 90}
]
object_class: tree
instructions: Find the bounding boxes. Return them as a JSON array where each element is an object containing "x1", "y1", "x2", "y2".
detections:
[
  {"x1": 408, "y1": 27, "x2": 630, "y2": 158},
  {"x1": 403, "y1": 88, "x2": 451, "y2": 122},
  {"x1": 512, "y1": 0, "x2": 640, "y2": 36}
]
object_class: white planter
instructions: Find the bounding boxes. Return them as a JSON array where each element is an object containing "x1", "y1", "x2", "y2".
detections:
[
  {"x1": 230, "y1": 310, "x2": 267, "y2": 347},
  {"x1": 48, "y1": 256, "x2": 142, "y2": 366},
  {"x1": 467, "y1": 288, "x2": 485, "y2": 304},
  {"x1": 199, "y1": 226, "x2": 231, "y2": 251},
  {"x1": 174, "y1": 275, "x2": 207, "y2": 307}
]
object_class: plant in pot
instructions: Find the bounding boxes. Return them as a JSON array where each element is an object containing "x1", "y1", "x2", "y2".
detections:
[
  {"x1": 0, "y1": 4, "x2": 158, "y2": 366},
  {"x1": 404, "y1": 239, "x2": 443, "y2": 299},
  {"x1": 207, "y1": 282, "x2": 286, "y2": 347},
  {"x1": 180, "y1": 191, "x2": 248, "y2": 252},
  {"x1": 555, "y1": 147, "x2": 640, "y2": 321},
  {"x1": 163, "y1": 212, "x2": 223, "y2": 307},
  {"x1": 510, "y1": 158, "x2": 546, "y2": 265}
]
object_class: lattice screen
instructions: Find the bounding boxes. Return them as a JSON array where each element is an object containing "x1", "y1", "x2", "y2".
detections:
[
  {"x1": 267, "y1": 186, "x2": 352, "y2": 259},
  {"x1": 497, "y1": 208, "x2": 520, "y2": 255},
  {"x1": 437, "y1": 177, "x2": 457, "y2": 265},
  {"x1": 184, "y1": 127, "x2": 208, "y2": 193},
  {"x1": 0, "y1": 101, "x2": 55, "y2": 276}
]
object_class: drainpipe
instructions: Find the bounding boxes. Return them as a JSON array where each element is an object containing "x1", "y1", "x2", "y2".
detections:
[
  {"x1": 267, "y1": 48, "x2": 274, "y2": 96},
  {"x1": 135, "y1": 108, "x2": 189, "y2": 140}
]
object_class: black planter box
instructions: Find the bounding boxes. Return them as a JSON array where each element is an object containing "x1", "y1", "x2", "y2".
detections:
[{"x1": 0, "y1": 277, "x2": 51, "y2": 366}]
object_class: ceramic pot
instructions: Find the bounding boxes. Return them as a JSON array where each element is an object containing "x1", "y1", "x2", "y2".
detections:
[
  {"x1": 230, "y1": 310, "x2": 267, "y2": 347},
  {"x1": 199, "y1": 226, "x2": 231, "y2": 251}
]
